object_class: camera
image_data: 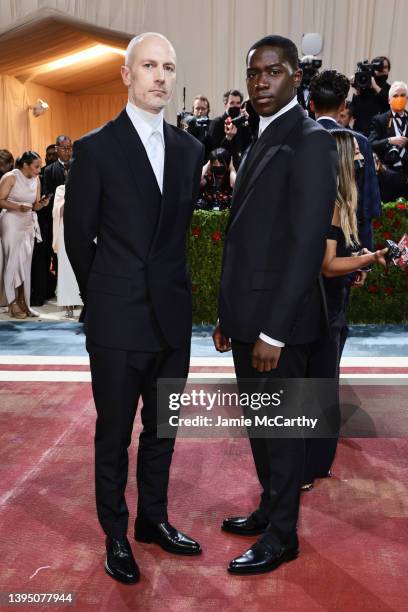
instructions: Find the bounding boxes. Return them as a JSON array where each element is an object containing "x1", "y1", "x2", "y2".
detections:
[
  {"x1": 230, "y1": 114, "x2": 248, "y2": 128},
  {"x1": 353, "y1": 59, "x2": 384, "y2": 90},
  {"x1": 384, "y1": 145, "x2": 403, "y2": 167},
  {"x1": 177, "y1": 110, "x2": 193, "y2": 130},
  {"x1": 299, "y1": 56, "x2": 322, "y2": 87}
]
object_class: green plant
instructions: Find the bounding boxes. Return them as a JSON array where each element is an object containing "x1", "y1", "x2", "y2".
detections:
[{"x1": 188, "y1": 201, "x2": 408, "y2": 325}]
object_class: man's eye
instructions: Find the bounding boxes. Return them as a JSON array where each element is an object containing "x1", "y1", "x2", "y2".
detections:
[
  {"x1": 144, "y1": 63, "x2": 153, "y2": 69},
  {"x1": 269, "y1": 69, "x2": 280, "y2": 76},
  {"x1": 247, "y1": 73, "x2": 256, "y2": 79},
  {"x1": 165, "y1": 65, "x2": 175, "y2": 72}
]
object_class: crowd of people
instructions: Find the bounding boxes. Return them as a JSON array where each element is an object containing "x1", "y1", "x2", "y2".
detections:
[
  {"x1": 0, "y1": 56, "x2": 406, "y2": 322},
  {"x1": 0, "y1": 136, "x2": 82, "y2": 318},
  {"x1": 1, "y1": 27, "x2": 405, "y2": 583}
]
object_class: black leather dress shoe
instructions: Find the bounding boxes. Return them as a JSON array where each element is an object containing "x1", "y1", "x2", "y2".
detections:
[
  {"x1": 222, "y1": 514, "x2": 268, "y2": 536},
  {"x1": 228, "y1": 538, "x2": 299, "y2": 575},
  {"x1": 105, "y1": 536, "x2": 140, "y2": 584},
  {"x1": 134, "y1": 520, "x2": 201, "y2": 555}
]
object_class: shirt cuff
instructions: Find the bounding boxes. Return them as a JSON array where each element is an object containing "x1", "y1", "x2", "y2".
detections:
[{"x1": 259, "y1": 333, "x2": 285, "y2": 348}]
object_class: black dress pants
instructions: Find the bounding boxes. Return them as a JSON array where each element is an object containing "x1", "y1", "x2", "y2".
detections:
[
  {"x1": 231, "y1": 340, "x2": 310, "y2": 547},
  {"x1": 87, "y1": 339, "x2": 190, "y2": 539}
]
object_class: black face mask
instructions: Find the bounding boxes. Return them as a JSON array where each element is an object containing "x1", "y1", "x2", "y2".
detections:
[
  {"x1": 354, "y1": 158, "x2": 365, "y2": 180},
  {"x1": 227, "y1": 106, "x2": 241, "y2": 119},
  {"x1": 375, "y1": 74, "x2": 388, "y2": 86},
  {"x1": 212, "y1": 166, "x2": 226, "y2": 177}
]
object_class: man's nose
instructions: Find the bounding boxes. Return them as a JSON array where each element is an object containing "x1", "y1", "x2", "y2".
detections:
[{"x1": 154, "y1": 67, "x2": 165, "y2": 82}]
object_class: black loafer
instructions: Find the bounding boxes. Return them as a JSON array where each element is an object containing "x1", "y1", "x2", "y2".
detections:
[
  {"x1": 228, "y1": 539, "x2": 299, "y2": 575},
  {"x1": 105, "y1": 536, "x2": 140, "y2": 584},
  {"x1": 134, "y1": 520, "x2": 201, "y2": 555},
  {"x1": 222, "y1": 514, "x2": 268, "y2": 536}
]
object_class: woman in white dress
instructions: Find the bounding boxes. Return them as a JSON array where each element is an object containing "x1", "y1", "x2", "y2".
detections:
[
  {"x1": 52, "y1": 183, "x2": 83, "y2": 318},
  {"x1": 0, "y1": 151, "x2": 50, "y2": 318}
]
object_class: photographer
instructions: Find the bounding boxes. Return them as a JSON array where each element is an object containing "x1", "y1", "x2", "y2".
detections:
[
  {"x1": 368, "y1": 80, "x2": 408, "y2": 200},
  {"x1": 196, "y1": 148, "x2": 236, "y2": 211},
  {"x1": 208, "y1": 89, "x2": 253, "y2": 168},
  {"x1": 186, "y1": 95, "x2": 213, "y2": 160},
  {"x1": 350, "y1": 56, "x2": 391, "y2": 135},
  {"x1": 297, "y1": 55, "x2": 322, "y2": 118}
]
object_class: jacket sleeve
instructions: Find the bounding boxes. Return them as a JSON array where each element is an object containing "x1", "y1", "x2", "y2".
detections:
[
  {"x1": 64, "y1": 140, "x2": 101, "y2": 300},
  {"x1": 368, "y1": 115, "x2": 389, "y2": 154},
  {"x1": 260, "y1": 129, "x2": 338, "y2": 342}
]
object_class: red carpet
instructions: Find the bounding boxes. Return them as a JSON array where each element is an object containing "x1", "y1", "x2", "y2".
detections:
[{"x1": 1, "y1": 380, "x2": 407, "y2": 611}]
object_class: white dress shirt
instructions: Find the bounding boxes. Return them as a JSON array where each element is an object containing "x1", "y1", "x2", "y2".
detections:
[
  {"x1": 258, "y1": 95, "x2": 299, "y2": 348},
  {"x1": 126, "y1": 100, "x2": 165, "y2": 192}
]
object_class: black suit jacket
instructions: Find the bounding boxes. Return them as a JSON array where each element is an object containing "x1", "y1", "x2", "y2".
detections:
[
  {"x1": 42, "y1": 160, "x2": 66, "y2": 221},
  {"x1": 317, "y1": 117, "x2": 381, "y2": 249},
  {"x1": 368, "y1": 110, "x2": 407, "y2": 159},
  {"x1": 64, "y1": 108, "x2": 204, "y2": 351},
  {"x1": 209, "y1": 113, "x2": 253, "y2": 167},
  {"x1": 219, "y1": 104, "x2": 338, "y2": 345}
]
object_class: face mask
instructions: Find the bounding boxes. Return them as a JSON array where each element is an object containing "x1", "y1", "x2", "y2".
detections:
[
  {"x1": 212, "y1": 166, "x2": 226, "y2": 177},
  {"x1": 390, "y1": 96, "x2": 407, "y2": 113},
  {"x1": 375, "y1": 75, "x2": 388, "y2": 86},
  {"x1": 228, "y1": 106, "x2": 240, "y2": 119},
  {"x1": 354, "y1": 158, "x2": 365, "y2": 178}
]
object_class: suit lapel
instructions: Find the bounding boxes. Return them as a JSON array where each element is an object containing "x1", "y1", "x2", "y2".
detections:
[
  {"x1": 149, "y1": 122, "x2": 184, "y2": 256},
  {"x1": 110, "y1": 109, "x2": 161, "y2": 227},
  {"x1": 228, "y1": 105, "x2": 304, "y2": 231}
]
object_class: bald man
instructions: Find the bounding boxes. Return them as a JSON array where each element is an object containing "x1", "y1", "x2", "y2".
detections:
[{"x1": 65, "y1": 33, "x2": 204, "y2": 584}]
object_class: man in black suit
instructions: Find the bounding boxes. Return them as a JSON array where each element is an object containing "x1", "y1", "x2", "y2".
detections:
[
  {"x1": 213, "y1": 35, "x2": 338, "y2": 575},
  {"x1": 65, "y1": 32, "x2": 204, "y2": 585},
  {"x1": 31, "y1": 136, "x2": 71, "y2": 305},
  {"x1": 368, "y1": 80, "x2": 408, "y2": 200},
  {"x1": 209, "y1": 89, "x2": 253, "y2": 168},
  {"x1": 309, "y1": 70, "x2": 381, "y2": 251}
]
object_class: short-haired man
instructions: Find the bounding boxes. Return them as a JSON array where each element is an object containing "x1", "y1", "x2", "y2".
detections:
[
  {"x1": 187, "y1": 95, "x2": 213, "y2": 160},
  {"x1": 309, "y1": 70, "x2": 381, "y2": 251},
  {"x1": 368, "y1": 80, "x2": 408, "y2": 200},
  {"x1": 31, "y1": 135, "x2": 72, "y2": 306},
  {"x1": 209, "y1": 88, "x2": 252, "y2": 168},
  {"x1": 65, "y1": 32, "x2": 203, "y2": 584},
  {"x1": 192, "y1": 95, "x2": 210, "y2": 117},
  {"x1": 213, "y1": 35, "x2": 338, "y2": 575}
]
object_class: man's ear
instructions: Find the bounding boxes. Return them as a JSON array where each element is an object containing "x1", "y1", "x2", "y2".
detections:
[
  {"x1": 338, "y1": 101, "x2": 346, "y2": 113},
  {"x1": 309, "y1": 99, "x2": 316, "y2": 113},
  {"x1": 121, "y1": 65, "x2": 131, "y2": 87}
]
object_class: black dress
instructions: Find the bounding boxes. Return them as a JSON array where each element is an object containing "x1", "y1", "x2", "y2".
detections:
[{"x1": 304, "y1": 225, "x2": 354, "y2": 484}]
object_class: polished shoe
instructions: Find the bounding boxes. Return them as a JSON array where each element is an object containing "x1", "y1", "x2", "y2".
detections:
[
  {"x1": 222, "y1": 513, "x2": 268, "y2": 536},
  {"x1": 228, "y1": 537, "x2": 299, "y2": 575},
  {"x1": 105, "y1": 536, "x2": 140, "y2": 584},
  {"x1": 134, "y1": 520, "x2": 201, "y2": 555}
]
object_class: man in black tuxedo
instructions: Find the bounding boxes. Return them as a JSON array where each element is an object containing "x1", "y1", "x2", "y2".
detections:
[
  {"x1": 31, "y1": 136, "x2": 71, "y2": 305},
  {"x1": 213, "y1": 35, "x2": 338, "y2": 575},
  {"x1": 65, "y1": 32, "x2": 204, "y2": 585},
  {"x1": 368, "y1": 80, "x2": 408, "y2": 200},
  {"x1": 309, "y1": 70, "x2": 381, "y2": 251}
]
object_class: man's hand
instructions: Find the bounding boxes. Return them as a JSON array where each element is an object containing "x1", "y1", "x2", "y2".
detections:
[
  {"x1": 371, "y1": 77, "x2": 381, "y2": 93},
  {"x1": 224, "y1": 118, "x2": 237, "y2": 141},
  {"x1": 389, "y1": 136, "x2": 408, "y2": 148},
  {"x1": 352, "y1": 270, "x2": 368, "y2": 287},
  {"x1": 212, "y1": 325, "x2": 232, "y2": 352},
  {"x1": 252, "y1": 338, "x2": 281, "y2": 372}
]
